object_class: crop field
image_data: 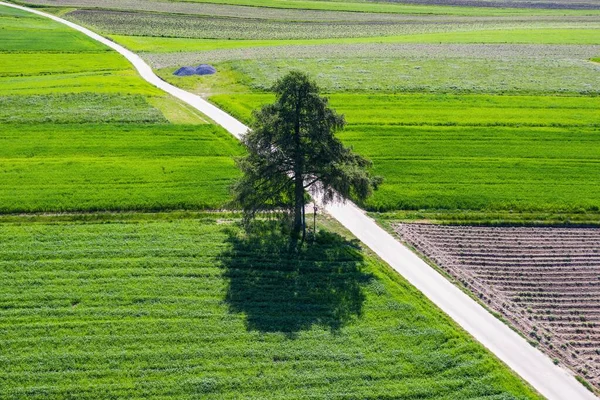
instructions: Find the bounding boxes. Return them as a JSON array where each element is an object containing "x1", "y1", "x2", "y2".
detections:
[
  {"x1": 153, "y1": 50, "x2": 600, "y2": 95},
  {"x1": 0, "y1": 4, "x2": 242, "y2": 213},
  {"x1": 16, "y1": 0, "x2": 600, "y2": 15},
  {"x1": 209, "y1": 92, "x2": 600, "y2": 213},
  {"x1": 111, "y1": 29, "x2": 600, "y2": 55},
  {"x1": 33, "y1": 0, "x2": 600, "y2": 99},
  {"x1": 65, "y1": 9, "x2": 600, "y2": 40},
  {"x1": 396, "y1": 223, "x2": 600, "y2": 388},
  {"x1": 42, "y1": 0, "x2": 598, "y2": 220},
  {"x1": 0, "y1": 214, "x2": 542, "y2": 399},
  {"x1": 86, "y1": 0, "x2": 596, "y2": 221},
  {"x1": 1, "y1": 0, "x2": 599, "y2": 395},
  {"x1": 0, "y1": 124, "x2": 241, "y2": 213},
  {"x1": 0, "y1": 6, "x2": 107, "y2": 52}
]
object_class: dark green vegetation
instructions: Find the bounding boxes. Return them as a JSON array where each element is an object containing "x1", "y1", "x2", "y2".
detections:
[
  {"x1": 212, "y1": 93, "x2": 600, "y2": 213},
  {"x1": 0, "y1": 214, "x2": 542, "y2": 399},
  {"x1": 0, "y1": 5, "x2": 242, "y2": 213}
]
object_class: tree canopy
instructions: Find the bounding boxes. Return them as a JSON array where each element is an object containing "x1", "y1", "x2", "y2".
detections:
[{"x1": 232, "y1": 71, "x2": 382, "y2": 245}]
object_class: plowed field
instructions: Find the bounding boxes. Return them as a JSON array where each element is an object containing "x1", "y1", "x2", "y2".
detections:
[{"x1": 395, "y1": 223, "x2": 600, "y2": 388}]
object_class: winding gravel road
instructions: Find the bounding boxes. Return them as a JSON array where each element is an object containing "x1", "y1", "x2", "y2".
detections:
[{"x1": 3, "y1": 2, "x2": 597, "y2": 398}]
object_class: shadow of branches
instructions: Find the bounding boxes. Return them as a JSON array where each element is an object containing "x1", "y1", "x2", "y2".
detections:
[{"x1": 221, "y1": 221, "x2": 373, "y2": 336}]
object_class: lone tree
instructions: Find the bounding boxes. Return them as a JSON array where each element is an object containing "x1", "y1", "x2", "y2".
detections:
[{"x1": 232, "y1": 71, "x2": 381, "y2": 245}]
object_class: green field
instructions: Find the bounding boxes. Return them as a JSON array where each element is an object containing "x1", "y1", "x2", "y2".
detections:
[
  {"x1": 110, "y1": 29, "x2": 600, "y2": 54},
  {"x1": 0, "y1": 4, "x2": 242, "y2": 213},
  {"x1": 0, "y1": 6, "x2": 107, "y2": 52},
  {"x1": 90, "y1": 0, "x2": 597, "y2": 221},
  {"x1": 0, "y1": 124, "x2": 241, "y2": 213},
  {"x1": 0, "y1": 213, "x2": 542, "y2": 399},
  {"x1": 67, "y1": 9, "x2": 600, "y2": 40},
  {"x1": 210, "y1": 93, "x2": 600, "y2": 213},
  {"x1": 0, "y1": 0, "x2": 596, "y2": 398},
  {"x1": 18, "y1": 0, "x2": 596, "y2": 220},
  {"x1": 16, "y1": 0, "x2": 600, "y2": 15},
  {"x1": 150, "y1": 45, "x2": 599, "y2": 95}
]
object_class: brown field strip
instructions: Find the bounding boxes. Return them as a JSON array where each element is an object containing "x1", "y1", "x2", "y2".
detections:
[{"x1": 395, "y1": 224, "x2": 600, "y2": 388}]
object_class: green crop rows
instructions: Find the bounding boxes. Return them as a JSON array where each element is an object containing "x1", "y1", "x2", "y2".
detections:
[
  {"x1": 0, "y1": 124, "x2": 242, "y2": 213},
  {"x1": 110, "y1": 29, "x2": 600, "y2": 54},
  {"x1": 211, "y1": 93, "x2": 600, "y2": 213},
  {"x1": 67, "y1": 9, "x2": 600, "y2": 40},
  {"x1": 0, "y1": 214, "x2": 542, "y2": 399},
  {"x1": 0, "y1": 5, "x2": 242, "y2": 213}
]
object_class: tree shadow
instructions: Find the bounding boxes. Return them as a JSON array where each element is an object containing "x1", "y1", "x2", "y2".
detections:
[{"x1": 221, "y1": 221, "x2": 373, "y2": 336}]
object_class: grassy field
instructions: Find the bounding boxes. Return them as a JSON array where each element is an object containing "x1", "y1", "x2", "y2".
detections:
[
  {"x1": 189, "y1": 55, "x2": 600, "y2": 94},
  {"x1": 0, "y1": 124, "x2": 242, "y2": 213},
  {"x1": 0, "y1": 6, "x2": 107, "y2": 52},
  {"x1": 0, "y1": 213, "x2": 542, "y2": 399},
  {"x1": 66, "y1": 9, "x2": 600, "y2": 40},
  {"x1": 94, "y1": 0, "x2": 597, "y2": 221},
  {"x1": 110, "y1": 29, "x2": 600, "y2": 54},
  {"x1": 0, "y1": 1, "x2": 593, "y2": 398},
  {"x1": 210, "y1": 93, "x2": 600, "y2": 213},
  {"x1": 16, "y1": 0, "x2": 600, "y2": 16},
  {"x1": 0, "y1": 4, "x2": 242, "y2": 213},
  {"x1": 5, "y1": 1, "x2": 599, "y2": 220}
]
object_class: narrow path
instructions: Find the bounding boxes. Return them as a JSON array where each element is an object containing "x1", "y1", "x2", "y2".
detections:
[{"x1": 2, "y1": 2, "x2": 596, "y2": 399}]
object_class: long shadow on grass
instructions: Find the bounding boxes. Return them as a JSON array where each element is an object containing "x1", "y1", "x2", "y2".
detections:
[{"x1": 221, "y1": 222, "x2": 373, "y2": 336}]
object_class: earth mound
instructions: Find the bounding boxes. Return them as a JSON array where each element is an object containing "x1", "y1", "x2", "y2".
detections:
[{"x1": 174, "y1": 64, "x2": 216, "y2": 76}]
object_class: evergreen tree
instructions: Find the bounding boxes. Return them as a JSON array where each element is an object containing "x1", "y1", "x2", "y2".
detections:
[{"x1": 232, "y1": 71, "x2": 382, "y2": 246}]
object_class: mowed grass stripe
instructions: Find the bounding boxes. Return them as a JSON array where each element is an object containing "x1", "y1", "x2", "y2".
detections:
[
  {"x1": 0, "y1": 124, "x2": 242, "y2": 157},
  {"x1": 111, "y1": 29, "x2": 600, "y2": 53},
  {"x1": 0, "y1": 124, "x2": 243, "y2": 213},
  {"x1": 0, "y1": 53, "x2": 130, "y2": 77},
  {"x1": 0, "y1": 217, "x2": 542, "y2": 399},
  {"x1": 0, "y1": 8, "x2": 108, "y2": 52},
  {"x1": 0, "y1": 71, "x2": 165, "y2": 96},
  {"x1": 211, "y1": 93, "x2": 600, "y2": 127},
  {"x1": 211, "y1": 93, "x2": 600, "y2": 212}
]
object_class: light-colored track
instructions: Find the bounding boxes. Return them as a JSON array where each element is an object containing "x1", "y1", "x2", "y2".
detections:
[{"x1": 2, "y1": 2, "x2": 596, "y2": 398}]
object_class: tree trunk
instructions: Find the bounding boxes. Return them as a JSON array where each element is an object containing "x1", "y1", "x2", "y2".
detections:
[
  {"x1": 300, "y1": 192, "x2": 306, "y2": 247},
  {"x1": 292, "y1": 173, "x2": 304, "y2": 243},
  {"x1": 291, "y1": 87, "x2": 304, "y2": 247}
]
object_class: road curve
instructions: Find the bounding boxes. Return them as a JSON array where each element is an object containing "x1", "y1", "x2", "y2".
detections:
[{"x1": 3, "y1": 2, "x2": 596, "y2": 399}]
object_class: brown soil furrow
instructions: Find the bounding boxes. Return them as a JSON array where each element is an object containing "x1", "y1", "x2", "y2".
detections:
[
  {"x1": 477, "y1": 271, "x2": 600, "y2": 278},
  {"x1": 482, "y1": 279, "x2": 600, "y2": 286},
  {"x1": 460, "y1": 260, "x2": 600, "y2": 267},
  {"x1": 458, "y1": 254, "x2": 600, "y2": 260},
  {"x1": 394, "y1": 223, "x2": 600, "y2": 388},
  {"x1": 469, "y1": 266, "x2": 600, "y2": 276}
]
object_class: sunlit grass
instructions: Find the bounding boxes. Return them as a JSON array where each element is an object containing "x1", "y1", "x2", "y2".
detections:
[
  {"x1": 211, "y1": 93, "x2": 600, "y2": 213},
  {"x1": 0, "y1": 214, "x2": 542, "y2": 399}
]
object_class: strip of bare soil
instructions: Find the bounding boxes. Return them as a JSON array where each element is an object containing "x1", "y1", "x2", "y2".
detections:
[{"x1": 395, "y1": 223, "x2": 600, "y2": 388}]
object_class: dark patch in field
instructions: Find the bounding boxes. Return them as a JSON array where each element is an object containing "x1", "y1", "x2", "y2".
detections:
[
  {"x1": 221, "y1": 221, "x2": 372, "y2": 335},
  {"x1": 174, "y1": 64, "x2": 216, "y2": 76}
]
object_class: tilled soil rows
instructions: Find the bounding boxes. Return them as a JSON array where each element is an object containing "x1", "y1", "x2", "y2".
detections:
[{"x1": 395, "y1": 223, "x2": 600, "y2": 387}]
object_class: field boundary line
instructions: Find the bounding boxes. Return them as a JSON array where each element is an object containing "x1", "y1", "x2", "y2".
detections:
[{"x1": 1, "y1": 2, "x2": 596, "y2": 399}]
